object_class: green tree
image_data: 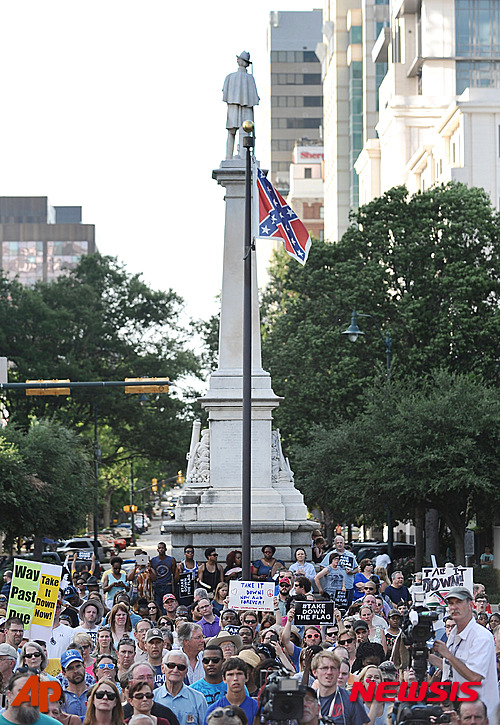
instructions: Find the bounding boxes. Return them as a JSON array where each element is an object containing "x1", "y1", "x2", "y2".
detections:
[
  {"x1": 0, "y1": 419, "x2": 93, "y2": 556},
  {"x1": 262, "y1": 183, "x2": 500, "y2": 450},
  {"x1": 0, "y1": 253, "x2": 201, "y2": 472}
]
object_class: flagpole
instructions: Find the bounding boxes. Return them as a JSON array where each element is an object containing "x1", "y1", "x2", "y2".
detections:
[{"x1": 242, "y1": 121, "x2": 254, "y2": 582}]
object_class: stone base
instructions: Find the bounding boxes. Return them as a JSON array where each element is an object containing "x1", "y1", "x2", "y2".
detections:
[{"x1": 169, "y1": 519, "x2": 317, "y2": 564}]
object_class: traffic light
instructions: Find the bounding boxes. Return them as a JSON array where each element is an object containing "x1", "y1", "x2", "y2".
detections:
[
  {"x1": 26, "y1": 379, "x2": 71, "y2": 396},
  {"x1": 176, "y1": 471, "x2": 185, "y2": 484},
  {"x1": 125, "y1": 378, "x2": 169, "y2": 394},
  {"x1": 152, "y1": 478, "x2": 158, "y2": 493}
]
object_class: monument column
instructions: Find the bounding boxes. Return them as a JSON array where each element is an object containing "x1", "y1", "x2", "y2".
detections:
[{"x1": 169, "y1": 53, "x2": 314, "y2": 561}]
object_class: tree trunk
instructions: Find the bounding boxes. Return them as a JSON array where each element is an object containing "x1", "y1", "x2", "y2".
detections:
[
  {"x1": 414, "y1": 503, "x2": 425, "y2": 572},
  {"x1": 102, "y1": 485, "x2": 113, "y2": 529},
  {"x1": 425, "y1": 509, "x2": 439, "y2": 563},
  {"x1": 446, "y1": 512, "x2": 466, "y2": 565},
  {"x1": 32, "y1": 535, "x2": 44, "y2": 562},
  {"x1": 324, "y1": 508, "x2": 334, "y2": 545}
]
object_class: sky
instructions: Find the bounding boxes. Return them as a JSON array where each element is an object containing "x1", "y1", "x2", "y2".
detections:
[{"x1": 0, "y1": 0, "x2": 319, "y2": 327}]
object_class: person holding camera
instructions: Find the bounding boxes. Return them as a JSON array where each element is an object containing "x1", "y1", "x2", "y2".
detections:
[{"x1": 430, "y1": 587, "x2": 498, "y2": 719}]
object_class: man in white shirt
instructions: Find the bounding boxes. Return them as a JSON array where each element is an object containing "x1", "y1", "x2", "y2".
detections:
[
  {"x1": 431, "y1": 586, "x2": 499, "y2": 719},
  {"x1": 374, "y1": 549, "x2": 391, "y2": 570},
  {"x1": 47, "y1": 598, "x2": 74, "y2": 660}
]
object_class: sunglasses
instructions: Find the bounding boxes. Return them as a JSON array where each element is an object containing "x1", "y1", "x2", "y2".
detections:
[
  {"x1": 364, "y1": 587, "x2": 376, "y2": 591},
  {"x1": 203, "y1": 657, "x2": 222, "y2": 664},
  {"x1": 245, "y1": 620, "x2": 257, "y2": 625},
  {"x1": 98, "y1": 663, "x2": 115, "y2": 670},
  {"x1": 339, "y1": 638, "x2": 354, "y2": 644},
  {"x1": 185, "y1": 550, "x2": 194, "y2": 554},
  {"x1": 133, "y1": 692, "x2": 154, "y2": 700},
  {"x1": 95, "y1": 691, "x2": 117, "y2": 700},
  {"x1": 24, "y1": 652, "x2": 42, "y2": 659},
  {"x1": 165, "y1": 662, "x2": 187, "y2": 672},
  {"x1": 305, "y1": 633, "x2": 320, "y2": 638},
  {"x1": 210, "y1": 709, "x2": 237, "y2": 719},
  {"x1": 326, "y1": 631, "x2": 338, "y2": 637}
]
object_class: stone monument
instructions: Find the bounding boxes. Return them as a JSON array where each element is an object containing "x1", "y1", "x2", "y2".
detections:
[{"x1": 169, "y1": 54, "x2": 314, "y2": 562}]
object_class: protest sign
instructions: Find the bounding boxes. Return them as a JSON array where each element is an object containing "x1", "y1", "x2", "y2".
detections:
[
  {"x1": 178, "y1": 572, "x2": 195, "y2": 599},
  {"x1": 294, "y1": 600, "x2": 335, "y2": 625},
  {"x1": 421, "y1": 566, "x2": 473, "y2": 605},
  {"x1": 77, "y1": 550, "x2": 93, "y2": 561},
  {"x1": 228, "y1": 581, "x2": 275, "y2": 611},
  {"x1": 335, "y1": 590, "x2": 349, "y2": 612},
  {"x1": 7, "y1": 559, "x2": 62, "y2": 632}
]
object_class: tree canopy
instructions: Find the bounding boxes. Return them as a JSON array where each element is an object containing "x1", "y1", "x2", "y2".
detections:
[
  {"x1": 261, "y1": 183, "x2": 500, "y2": 448},
  {"x1": 0, "y1": 254, "x2": 201, "y2": 470},
  {"x1": 261, "y1": 183, "x2": 500, "y2": 560},
  {"x1": 0, "y1": 419, "x2": 93, "y2": 550}
]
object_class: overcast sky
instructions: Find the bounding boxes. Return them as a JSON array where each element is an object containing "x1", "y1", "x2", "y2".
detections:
[{"x1": 0, "y1": 1, "x2": 319, "y2": 327}]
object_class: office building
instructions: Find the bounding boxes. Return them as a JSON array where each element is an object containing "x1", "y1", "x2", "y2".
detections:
[
  {"x1": 318, "y1": 0, "x2": 500, "y2": 242},
  {"x1": 317, "y1": 0, "x2": 389, "y2": 242},
  {"x1": 0, "y1": 197, "x2": 96, "y2": 285},
  {"x1": 287, "y1": 142, "x2": 324, "y2": 240},
  {"x1": 269, "y1": 9, "x2": 323, "y2": 196},
  {"x1": 356, "y1": 0, "x2": 500, "y2": 210}
]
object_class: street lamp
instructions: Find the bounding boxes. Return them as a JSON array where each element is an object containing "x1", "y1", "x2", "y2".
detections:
[
  {"x1": 342, "y1": 307, "x2": 394, "y2": 555},
  {"x1": 342, "y1": 307, "x2": 392, "y2": 380}
]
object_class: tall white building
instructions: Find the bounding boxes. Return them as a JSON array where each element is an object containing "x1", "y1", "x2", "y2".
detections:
[
  {"x1": 317, "y1": 0, "x2": 389, "y2": 241},
  {"x1": 319, "y1": 0, "x2": 500, "y2": 242}
]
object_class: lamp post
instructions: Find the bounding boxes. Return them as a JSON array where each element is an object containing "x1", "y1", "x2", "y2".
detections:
[
  {"x1": 241, "y1": 119, "x2": 255, "y2": 582},
  {"x1": 342, "y1": 307, "x2": 394, "y2": 556},
  {"x1": 342, "y1": 307, "x2": 392, "y2": 380}
]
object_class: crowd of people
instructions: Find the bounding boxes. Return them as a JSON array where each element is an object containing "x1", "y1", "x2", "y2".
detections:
[{"x1": 0, "y1": 536, "x2": 498, "y2": 725}]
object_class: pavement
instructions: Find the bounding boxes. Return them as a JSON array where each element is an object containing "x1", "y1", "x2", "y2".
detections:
[{"x1": 122, "y1": 510, "x2": 172, "y2": 559}]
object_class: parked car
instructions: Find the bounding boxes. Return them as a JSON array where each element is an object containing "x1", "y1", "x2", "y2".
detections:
[
  {"x1": 0, "y1": 551, "x2": 62, "y2": 584},
  {"x1": 113, "y1": 526, "x2": 132, "y2": 545},
  {"x1": 350, "y1": 541, "x2": 416, "y2": 566},
  {"x1": 57, "y1": 537, "x2": 106, "y2": 563}
]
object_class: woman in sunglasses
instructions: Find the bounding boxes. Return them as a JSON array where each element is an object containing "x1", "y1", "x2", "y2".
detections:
[
  {"x1": 128, "y1": 680, "x2": 171, "y2": 725},
  {"x1": 147, "y1": 601, "x2": 162, "y2": 625},
  {"x1": 73, "y1": 632, "x2": 95, "y2": 679},
  {"x1": 93, "y1": 653, "x2": 121, "y2": 692},
  {"x1": 19, "y1": 641, "x2": 47, "y2": 673},
  {"x1": 83, "y1": 679, "x2": 123, "y2": 725}
]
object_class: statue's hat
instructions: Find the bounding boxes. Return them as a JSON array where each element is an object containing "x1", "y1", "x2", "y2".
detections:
[{"x1": 237, "y1": 51, "x2": 252, "y2": 64}]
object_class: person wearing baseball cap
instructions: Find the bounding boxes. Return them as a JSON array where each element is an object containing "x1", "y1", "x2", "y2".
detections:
[
  {"x1": 145, "y1": 628, "x2": 166, "y2": 689},
  {"x1": 61, "y1": 649, "x2": 89, "y2": 719},
  {"x1": 430, "y1": 586, "x2": 499, "y2": 719}
]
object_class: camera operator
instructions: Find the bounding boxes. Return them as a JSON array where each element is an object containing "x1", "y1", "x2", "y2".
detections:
[
  {"x1": 296, "y1": 687, "x2": 322, "y2": 725},
  {"x1": 430, "y1": 587, "x2": 498, "y2": 719},
  {"x1": 311, "y1": 651, "x2": 369, "y2": 725}
]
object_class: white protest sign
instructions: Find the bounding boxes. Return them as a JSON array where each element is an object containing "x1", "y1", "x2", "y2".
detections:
[
  {"x1": 421, "y1": 566, "x2": 473, "y2": 605},
  {"x1": 228, "y1": 581, "x2": 275, "y2": 611}
]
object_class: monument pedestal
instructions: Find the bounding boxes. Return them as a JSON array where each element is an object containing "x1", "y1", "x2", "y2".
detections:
[{"x1": 170, "y1": 157, "x2": 315, "y2": 562}]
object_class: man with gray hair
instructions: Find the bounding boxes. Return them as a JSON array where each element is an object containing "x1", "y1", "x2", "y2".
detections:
[
  {"x1": 431, "y1": 587, "x2": 498, "y2": 719},
  {"x1": 122, "y1": 661, "x2": 180, "y2": 725},
  {"x1": 177, "y1": 621, "x2": 204, "y2": 684},
  {"x1": 384, "y1": 571, "x2": 412, "y2": 607},
  {"x1": 191, "y1": 589, "x2": 209, "y2": 622},
  {"x1": 153, "y1": 650, "x2": 207, "y2": 725}
]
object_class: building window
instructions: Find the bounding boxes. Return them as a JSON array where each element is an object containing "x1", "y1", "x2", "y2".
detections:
[
  {"x1": 304, "y1": 167, "x2": 312, "y2": 178},
  {"x1": 2, "y1": 241, "x2": 44, "y2": 285},
  {"x1": 304, "y1": 96, "x2": 323, "y2": 106},
  {"x1": 350, "y1": 26, "x2": 362, "y2": 44},
  {"x1": 456, "y1": 0, "x2": 500, "y2": 57},
  {"x1": 286, "y1": 118, "x2": 322, "y2": 129},
  {"x1": 303, "y1": 73, "x2": 322, "y2": 85},
  {"x1": 456, "y1": 60, "x2": 500, "y2": 93}
]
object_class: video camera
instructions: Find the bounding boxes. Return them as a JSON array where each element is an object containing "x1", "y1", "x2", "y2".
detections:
[
  {"x1": 401, "y1": 607, "x2": 440, "y2": 682},
  {"x1": 393, "y1": 703, "x2": 451, "y2": 725},
  {"x1": 259, "y1": 668, "x2": 307, "y2": 723}
]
